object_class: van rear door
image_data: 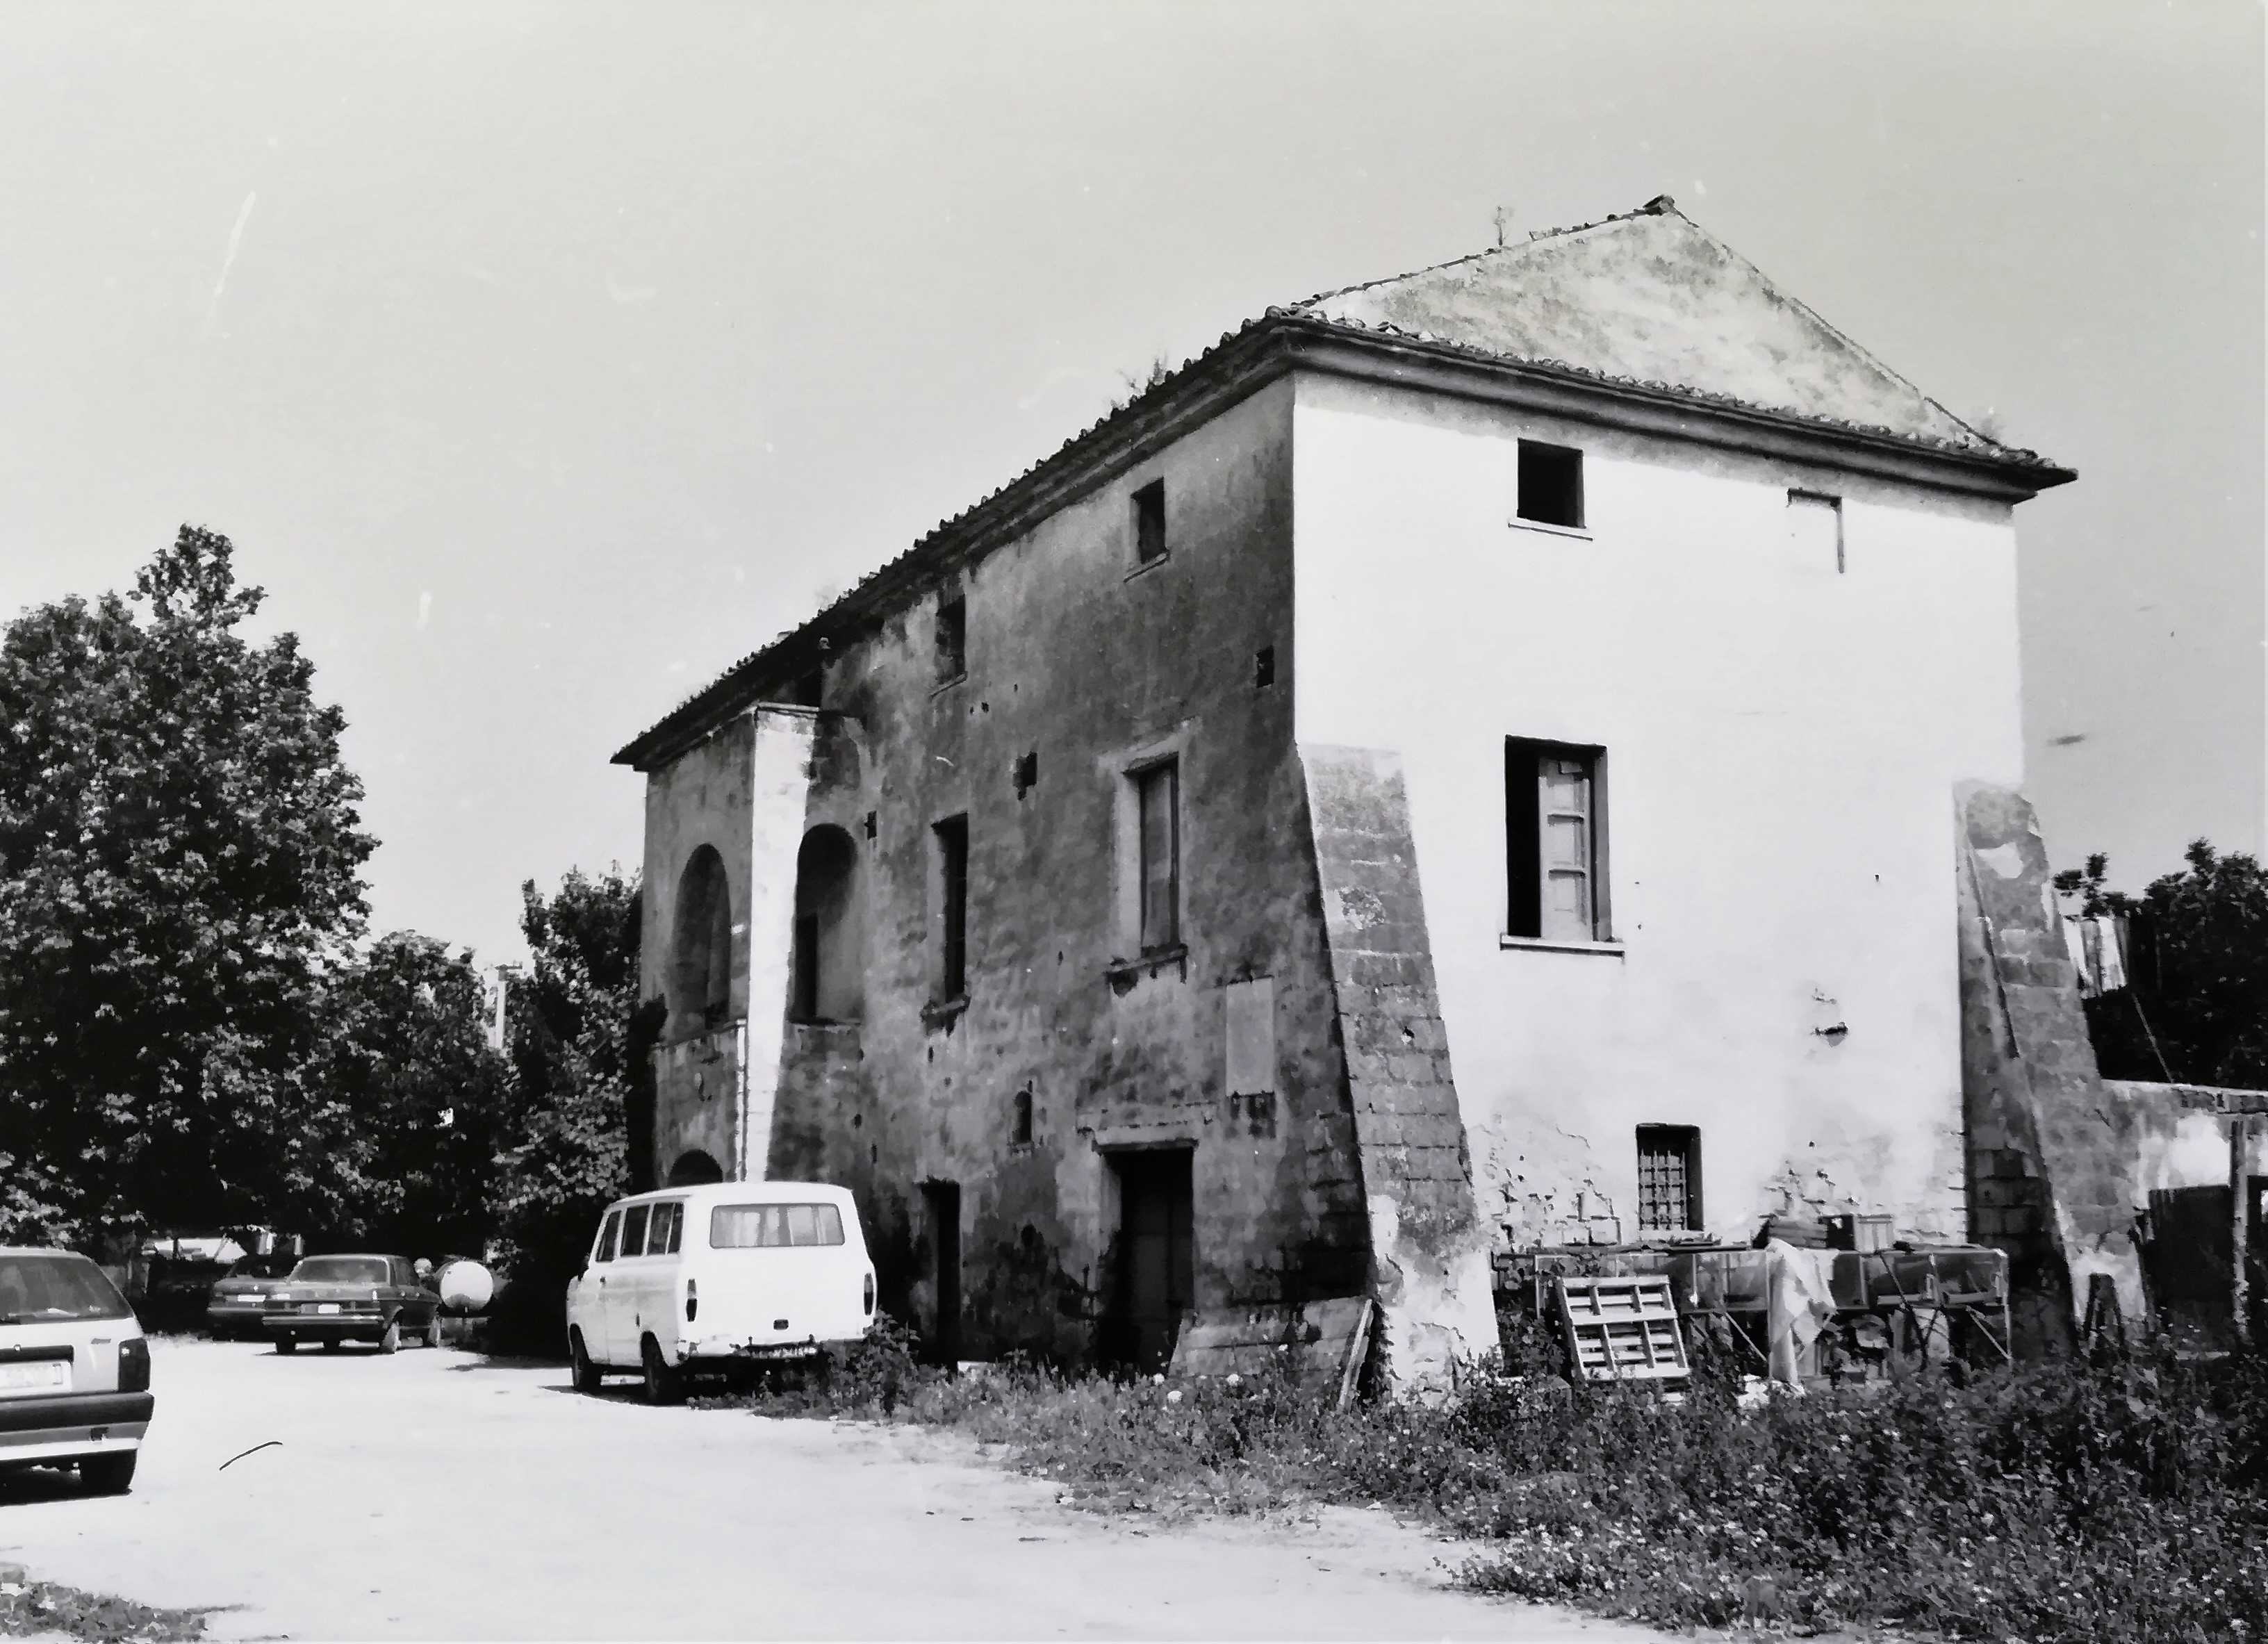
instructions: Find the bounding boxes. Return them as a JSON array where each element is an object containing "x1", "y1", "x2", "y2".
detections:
[{"x1": 697, "y1": 1199, "x2": 864, "y2": 1345}]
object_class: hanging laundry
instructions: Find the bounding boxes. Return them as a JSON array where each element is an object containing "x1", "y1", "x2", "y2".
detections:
[
  {"x1": 2094, "y1": 914, "x2": 2128, "y2": 994},
  {"x1": 2062, "y1": 913, "x2": 2098, "y2": 996},
  {"x1": 1764, "y1": 1238, "x2": 1837, "y2": 1388}
]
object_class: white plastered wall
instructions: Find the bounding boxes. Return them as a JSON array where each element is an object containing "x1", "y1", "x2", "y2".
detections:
[{"x1": 1290, "y1": 372, "x2": 2027, "y2": 1246}]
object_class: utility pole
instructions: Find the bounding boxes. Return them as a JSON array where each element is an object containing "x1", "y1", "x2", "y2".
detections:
[
  {"x1": 1493, "y1": 206, "x2": 1513, "y2": 248},
  {"x1": 2234, "y1": 1115, "x2": 2253, "y2": 1349}
]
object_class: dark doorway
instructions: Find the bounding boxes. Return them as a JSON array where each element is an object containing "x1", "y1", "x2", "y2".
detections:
[
  {"x1": 1110, "y1": 1148, "x2": 1194, "y2": 1373},
  {"x1": 923, "y1": 1181, "x2": 962, "y2": 1367},
  {"x1": 665, "y1": 1149, "x2": 725, "y2": 1187}
]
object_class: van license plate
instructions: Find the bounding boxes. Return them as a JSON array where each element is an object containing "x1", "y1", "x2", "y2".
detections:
[
  {"x1": 0, "y1": 1361, "x2": 67, "y2": 1393},
  {"x1": 314, "y1": 1304, "x2": 340, "y2": 1314}
]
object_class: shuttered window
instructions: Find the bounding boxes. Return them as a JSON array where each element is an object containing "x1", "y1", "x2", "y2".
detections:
[
  {"x1": 1137, "y1": 762, "x2": 1179, "y2": 952},
  {"x1": 935, "y1": 814, "x2": 969, "y2": 1001},
  {"x1": 1506, "y1": 739, "x2": 1609, "y2": 942}
]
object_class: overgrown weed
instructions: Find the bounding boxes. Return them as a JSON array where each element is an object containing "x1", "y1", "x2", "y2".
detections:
[{"x1": 700, "y1": 1314, "x2": 2268, "y2": 1642}]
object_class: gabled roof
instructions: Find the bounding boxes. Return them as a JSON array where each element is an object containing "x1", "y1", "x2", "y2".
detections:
[
  {"x1": 614, "y1": 199, "x2": 2071, "y2": 771},
  {"x1": 1294, "y1": 196, "x2": 1989, "y2": 449}
]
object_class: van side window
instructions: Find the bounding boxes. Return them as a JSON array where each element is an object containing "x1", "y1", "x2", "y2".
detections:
[
  {"x1": 650, "y1": 1202, "x2": 683, "y2": 1255},
  {"x1": 594, "y1": 1212, "x2": 621, "y2": 1263},
  {"x1": 620, "y1": 1204, "x2": 652, "y2": 1258}
]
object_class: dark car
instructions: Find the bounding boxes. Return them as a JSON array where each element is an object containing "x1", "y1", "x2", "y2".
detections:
[
  {"x1": 263, "y1": 1255, "x2": 443, "y2": 1354},
  {"x1": 204, "y1": 1253, "x2": 301, "y2": 1341}
]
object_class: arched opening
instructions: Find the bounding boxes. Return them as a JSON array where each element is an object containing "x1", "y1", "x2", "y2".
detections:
[
  {"x1": 790, "y1": 825, "x2": 862, "y2": 1024},
  {"x1": 672, "y1": 846, "x2": 734, "y2": 1031},
  {"x1": 1011, "y1": 1086, "x2": 1033, "y2": 1146},
  {"x1": 665, "y1": 1149, "x2": 725, "y2": 1187}
]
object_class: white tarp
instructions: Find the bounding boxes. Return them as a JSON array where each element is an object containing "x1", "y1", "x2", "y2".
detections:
[{"x1": 1764, "y1": 1239, "x2": 1837, "y2": 1388}]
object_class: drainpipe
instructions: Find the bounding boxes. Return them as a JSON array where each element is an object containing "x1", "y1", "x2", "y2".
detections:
[{"x1": 734, "y1": 1019, "x2": 750, "y2": 1182}]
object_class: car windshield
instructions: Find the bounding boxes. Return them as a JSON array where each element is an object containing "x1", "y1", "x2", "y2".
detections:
[
  {"x1": 290, "y1": 1257, "x2": 390, "y2": 1285},
  {"x1": 227, "y1": 1256, "x2": 297, "y2": 1280},
  {"x1": 709, "y1": 1203, "x2": 845, "y2": 1249},
  {"x1": 0, "y1": 1254, "x2": 134, "y2": 1323}
]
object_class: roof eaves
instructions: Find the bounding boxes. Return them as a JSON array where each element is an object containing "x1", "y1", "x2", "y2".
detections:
[
  {"x1": 611, "y1": 314, "x2": 1297, "y2": 770},
  {"x1": 616, "y1": 281, "x2": 2071, "y2": 773},
  {"x1": 1274, "y1": 307, "x2": 2071, "y2": 477}
]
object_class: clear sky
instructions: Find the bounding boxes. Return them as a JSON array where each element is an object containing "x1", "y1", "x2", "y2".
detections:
[{"x1": 2, "y1": 1, "x2": 2259, "y2": 964}]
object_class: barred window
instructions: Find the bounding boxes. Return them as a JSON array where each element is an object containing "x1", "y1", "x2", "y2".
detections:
[{"x1": 1636, "y1": 1126, "x2": 1702, "y2": 1233}]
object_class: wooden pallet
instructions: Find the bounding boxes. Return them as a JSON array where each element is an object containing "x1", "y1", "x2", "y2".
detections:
[{"x1": 1554, "y1": 1274, "x2": 1690, "y2": 1385}]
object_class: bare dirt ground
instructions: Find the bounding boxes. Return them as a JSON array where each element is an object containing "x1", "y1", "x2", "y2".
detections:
[{"x1": 0, "y1": 1338, "x2": 1670, "y2": 1642}]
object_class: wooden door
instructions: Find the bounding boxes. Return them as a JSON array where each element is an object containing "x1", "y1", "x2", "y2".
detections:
[
  {"x1": 1113, "y1": 1150, "x2": 1194, "y2": 1372},
  {"x1": 923, "y1": 1181, "x2": 962, "y2": 1368}
]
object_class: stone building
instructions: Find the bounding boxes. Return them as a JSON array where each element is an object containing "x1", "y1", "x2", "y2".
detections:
[{"x1": 613, "y1": 197, "x2": 2073, "y2": 1381}]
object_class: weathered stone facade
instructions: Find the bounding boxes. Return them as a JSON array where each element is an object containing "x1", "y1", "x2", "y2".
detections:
[{"x1": 616, "y1": 199, "x2": 2075, "y2": 1379}]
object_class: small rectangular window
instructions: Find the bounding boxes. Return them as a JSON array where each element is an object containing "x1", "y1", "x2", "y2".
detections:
[
  {"x1": 619, "y1": 1203, "x2": 651, "y2": 1258},
  {"x1": 1137, "y1": 761, "x2": 1179, "y2": 952},
  {"x1": 1789, "y1": 491, "x2": 1843, "y2": 573},
  {"x1": 1506, "y1": 738, "x2": 1608, "y2": 942},
  {"x1": 935, "y1": 814, "x2": 969, "y2": 1001},
  {"x1": 1254, "y1": 646, "x2": 1275, "y2": 689},
  {"x1": 1013, "y1": 750, "x2": 1038, "y2": 798},
  {"x1": 1516, "y1": 440, "x2": 1584, "y2": 529},
  {"x1": 1636, "y1": 1126, "x2": 1702, "y2": 1232},
  {"x1": 935, "y1": 594, "x2": 967, "y2": 683},
  {"x1": 1133, "y1": 480, "x2": 1167, "y2": 566}
]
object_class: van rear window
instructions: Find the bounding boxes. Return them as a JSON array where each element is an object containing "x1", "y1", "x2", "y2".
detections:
[{"x1": 709, "y1": 1203, "x2": 845, "y2": 1249}]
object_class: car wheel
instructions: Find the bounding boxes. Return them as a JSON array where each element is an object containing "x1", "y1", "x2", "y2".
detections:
[
  {"x1": 641, "y1": 1336, "x2": 684, "y2": 1406},
  {"x1": 79, "y1": 1452, "x2": 137, "y2": 1495},
  {"x1": 425, "y1": 1313, "x2": 444, "y2": 1350},
  {"x1": 377, "y1": 1320, "x2": 401, "y2": 1355},
  {"x1": 275, "y1": 1334, "x2": 298, "y2": 1354},
  {"x1": 569, "y1": 1330, "x2": 602, "y2": 1395}
]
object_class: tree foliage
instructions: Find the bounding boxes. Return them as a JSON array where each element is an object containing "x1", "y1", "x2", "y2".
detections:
[
  {"x1": 2056, "y1": 840, "x2": 2268, "y2": 1087},
  {"x1": 297, "y1": 932, "x2": 511, "y2": 1254},
  {"x1": 0, "y1": 527, "x2": 374, "y2": 1246},
  {"x1": 488, "y1": 866, "x2": 657, "y2": 1346}
]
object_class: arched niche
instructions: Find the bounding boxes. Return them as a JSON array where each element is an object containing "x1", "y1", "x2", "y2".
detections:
[
  {"x1": 666, "y1": 1149, "x2": 725, "y2": 1187},
  {"x1": 790, "y1": 824, "x2": 863, "y2": 1024},
  {"x1": 672, "y1": 845, "x2": 734, "y2": 1031}
]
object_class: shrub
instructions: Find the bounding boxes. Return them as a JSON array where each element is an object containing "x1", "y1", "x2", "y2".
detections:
[{"x1": 708, "y1": 1319, "x2": 2268, "y2": 1642}]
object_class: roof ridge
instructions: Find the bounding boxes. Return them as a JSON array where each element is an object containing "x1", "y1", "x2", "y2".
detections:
[
  {"x1": 1291, "y1": 195, "x2": 1682, "y2": 312},
  {"x1": 616, "y1": 209, "x2": 2067, "y2": 767}
]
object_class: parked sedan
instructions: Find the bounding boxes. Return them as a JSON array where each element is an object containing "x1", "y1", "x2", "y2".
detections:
[
  {"x1": 263, "y1": 1255, "x2": 443, "y2": 1354},
  {"x1": 204, "y1": 1253, "x2": 301, "y2": 1340},
  {"x1": 0, "y1": 1247, "x2": 152, "y2": 1493}
]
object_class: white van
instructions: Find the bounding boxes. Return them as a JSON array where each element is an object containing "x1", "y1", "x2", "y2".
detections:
[{"x1": 564, "y1": 1181, "x2": 875, "y2": 1403}]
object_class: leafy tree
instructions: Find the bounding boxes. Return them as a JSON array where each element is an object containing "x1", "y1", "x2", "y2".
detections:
[
  {"x1": 488, "y1": 866, "x2": 659, "y2": 1347},
  {"x1": 0, "y1": 527, "x2": 372, "y2": 1247},
  {"x1": 2056, "y1": 840, "x2": 2268, "y2": 1087},
  {"x1": 295, "y1": 932, "x2": 511, "y2": 1256}
]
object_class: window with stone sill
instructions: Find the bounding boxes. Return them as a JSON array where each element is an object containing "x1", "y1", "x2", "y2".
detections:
[{"x1": 1505, "y1": 737, "x2": 1609, "y2": 944}]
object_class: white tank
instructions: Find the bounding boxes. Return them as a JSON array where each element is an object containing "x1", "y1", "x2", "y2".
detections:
[{"x1": 435, "y1": 1259, "x2": 495, "y2": 1315}]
